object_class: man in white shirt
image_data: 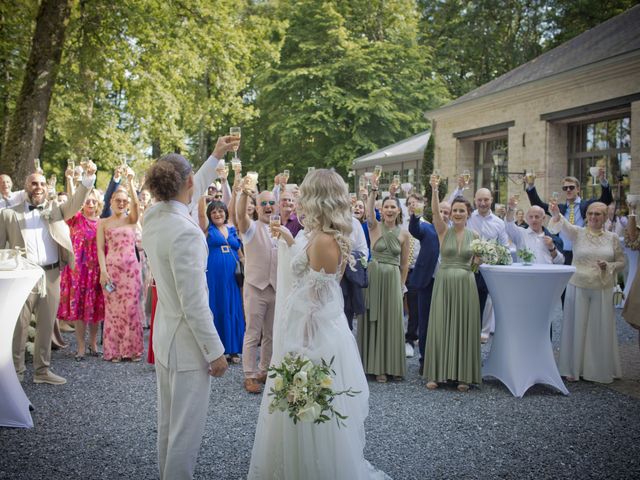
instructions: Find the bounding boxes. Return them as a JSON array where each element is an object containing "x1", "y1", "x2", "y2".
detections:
[
  {"x1": 505, "y1": 202, "x2": 565, "y2": 265},
  {"x1": 0, "y1": 165, "x2": 97, "y2": 385},
  {"x1": 0, "y1": 174, "x2": 26, "y2": 209}
]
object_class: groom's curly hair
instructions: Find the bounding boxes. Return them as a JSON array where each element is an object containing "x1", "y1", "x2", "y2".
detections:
[{"x1": 146, "y1": 154, "x2": 193, "y2": 201}]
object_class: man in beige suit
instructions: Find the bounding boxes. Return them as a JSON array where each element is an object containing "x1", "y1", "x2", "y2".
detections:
[
  {"x1": 143, "y1": 148, "x2": 235, "y2": 480},
  {"x1": 237, "y1": 188, "x2": 278, "y2": 394},
  {"x1": 0, "y1": 164, "x2": 96, "y2": 385}
]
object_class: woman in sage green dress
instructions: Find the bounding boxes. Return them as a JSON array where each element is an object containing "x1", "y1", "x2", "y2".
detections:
[
  {"x1": 358, "y1": 172, "x2": 410, "y2": 383},
  {"x1": 423, "y1": 174, "x2": 481, "y2": 391}
]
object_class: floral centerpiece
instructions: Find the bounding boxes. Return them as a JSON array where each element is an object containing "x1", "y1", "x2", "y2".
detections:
[
  {"x1": 517, "y1": 248, "x2": 536, "y2": 265},
  {"x1": 470, "y1": 239, "x2": 512, "y2": 272},
  {"x1": 267, "y1": 352, "x2": 360, "y2": 428}
]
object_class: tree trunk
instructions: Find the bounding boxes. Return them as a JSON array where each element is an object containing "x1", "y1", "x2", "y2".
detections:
[{"x1": 0, "y1": 0, "x2": 73, "y2": 181}]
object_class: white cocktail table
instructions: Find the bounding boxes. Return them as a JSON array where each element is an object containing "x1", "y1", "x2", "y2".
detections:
[
  {"x1": 480, "y1": 264, "x2": 575, "y2": 398},
  {"x1": 0, "y1": 267, "x2": 44, "y2": 428}
]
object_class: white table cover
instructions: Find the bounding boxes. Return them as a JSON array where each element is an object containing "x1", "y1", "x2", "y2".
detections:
[
  {"x1": 622, "y1": 239, "x2": 638, "y2": 308},
  {"x1": 0, "y1": 268, "x2": 43, "y2": 428},
  {"x1": 480, "y1": 264, "x2": 576, "y2": 398}
]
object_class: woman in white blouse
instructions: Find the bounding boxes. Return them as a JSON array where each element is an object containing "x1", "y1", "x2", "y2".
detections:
[{"x1": 549, "y1": 201, "x2": 625, "y2": 384}]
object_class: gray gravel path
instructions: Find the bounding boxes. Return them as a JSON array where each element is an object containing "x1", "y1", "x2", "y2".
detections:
[{"x1": 1, "y1": 306, "x2": 640, "y2": 480}]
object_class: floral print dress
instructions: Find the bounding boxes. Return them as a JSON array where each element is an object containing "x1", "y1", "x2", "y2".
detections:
[{"x1": 102, "y1": 226, "x2": 144, "y2": 360}]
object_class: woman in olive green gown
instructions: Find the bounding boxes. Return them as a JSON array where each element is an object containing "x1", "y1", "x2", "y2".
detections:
[
  {"x1": 423, "y1": 174, "x2": 481, "y2": 391},
  {"x1": 358, "y1": 173, "x2": 410, "y2": 382}
]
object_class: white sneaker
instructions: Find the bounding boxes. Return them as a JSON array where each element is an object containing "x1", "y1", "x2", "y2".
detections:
[{"x1": 405, "y1": 342, "x2": 414, "y2": 358}]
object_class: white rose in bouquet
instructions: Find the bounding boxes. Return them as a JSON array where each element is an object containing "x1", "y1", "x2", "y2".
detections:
[
  {"x1": 293, "y1": 371, "x2": 308, "y2": 386},
  {"x1": 297, "y1": 402, "x2": 322, "y2": 423}
]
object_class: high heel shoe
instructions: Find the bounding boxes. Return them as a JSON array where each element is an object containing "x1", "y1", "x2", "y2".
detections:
[{"x1": 88, "y1": 346, "x2": 101, "y2": 357}]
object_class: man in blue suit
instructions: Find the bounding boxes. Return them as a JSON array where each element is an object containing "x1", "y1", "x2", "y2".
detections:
[{"x1": 407, "y1": 197, "x2": 440, "y2": 376}]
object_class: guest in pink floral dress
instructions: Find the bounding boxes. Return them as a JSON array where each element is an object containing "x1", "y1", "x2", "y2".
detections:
[
  {"x1": 97, "y1": 173, "x2": 144, "y2": 362},
  {"x1": 57, "y1": 189, "x2": 105, "y2": 359}
]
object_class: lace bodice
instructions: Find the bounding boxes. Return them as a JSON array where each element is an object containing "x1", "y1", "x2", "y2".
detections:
[{"x1": 549, "y1": 216, "x2": 625, "y2": 289}]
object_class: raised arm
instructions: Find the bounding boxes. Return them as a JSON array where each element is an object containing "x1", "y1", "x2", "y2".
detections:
[
  {"x1": 366, "y1": 175, "x2": 380, "y2": 232},
  {"x1": 236, "y1": 182, "x2": 252, "y2": 235},
  {"x1": 548, "y1": 201, "x2": 579, "y2": 241},
  {"x1": 126, "y1": 173, "x2": 139, "y2": 225},
  {"x1": 198, "y1": 195, "x2": 209, "y2": 233},
  {"x1": 61, "y1": 161, "x2": 96, "y2": 221},
  {"x1": 525, "y1": 176, "x2": 550, "y2": 216},
  {"x1": 431, "y1": 174, "x2": 447, "y2": 238}
]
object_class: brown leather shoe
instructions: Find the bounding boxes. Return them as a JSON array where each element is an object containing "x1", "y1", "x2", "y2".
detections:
[
  {"x1": 256, "y1": 372, "x2": 268, "y2": 384},
  {"x1": 244, "y1": 378, "x2": 262, "y2": 394}
]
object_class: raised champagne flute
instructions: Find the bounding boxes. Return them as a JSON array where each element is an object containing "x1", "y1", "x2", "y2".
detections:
[
  {"x1": 229, "y1": 127, "x2": 241, "y2": 159},
  {"x1": 627, "y1": 194, "x2": 640, "y2": 217},
  {"x1": 589, "y1": 166, "x2": 603, "y2": 186},
  {"x1": 525, "y1": 170, "x2": 535, "y2": 184},
  {"x1": 283, "y1": 169, "x2": 290, "y2": 183},
  {"x1": 392, "y1": 174, "x2": 400, "y2": 188},
  {"x1": 34, "y1": 158, "x2": 42, "y2": 174},
  {"x1": 373, "y1": 165, "x2": 383, "y2": 178},
  {"x1": 513, "y1": 192, "x2": 520, "y2": 204},
  {"x1": 270, "y1": 214, "x2": 281, "y2": 237},
  {"x1": 231, "y1": 158, "x2": 242, "y2": 173},
  {"x1": 359, "y1": 177, "x2": 366, "y2": 190},
  {"x1": 432, "y1": 170, "x2": 441, "y2": 184},
  {"x1": 48, "y1": 175, "x2": 57, "y2": 199},
  {"x1": 246, "y1": 171, "x2": 259, "y2": 192},
  {"x1": 462, "y1": 169, "x2": 471, "y2": 190},
  {"x1": 551, "y1": 191, "x2": 560, "y2": 203}
]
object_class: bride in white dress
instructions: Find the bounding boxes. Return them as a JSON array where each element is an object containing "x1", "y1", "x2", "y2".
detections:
[{"x1": 248, "y1": 169, "x2": 389, "y2": 479}]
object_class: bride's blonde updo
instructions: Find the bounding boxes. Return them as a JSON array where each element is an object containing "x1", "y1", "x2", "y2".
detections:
[{"x1": 298, "y1": 169, "x2": 353, "y2": 268}]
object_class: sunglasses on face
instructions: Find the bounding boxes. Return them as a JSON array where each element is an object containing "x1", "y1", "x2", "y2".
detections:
[
  {"x1": 260, "y1": 200, "x2": 276, "y2": 206},
  {"x1": 213, "y1": 194, "x2": 222, "y2": 199},
  {"x1": 561, "y1": 185, "x2": 576, "y2": 191}
]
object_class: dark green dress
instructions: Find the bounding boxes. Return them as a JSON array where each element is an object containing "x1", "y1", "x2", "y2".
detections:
[
  {"x1": 424, "y1": 227, "x2": 481, "y2": 385},
  {"x1": 358, "y1": 224, "x2": 406, "y2": 378}
]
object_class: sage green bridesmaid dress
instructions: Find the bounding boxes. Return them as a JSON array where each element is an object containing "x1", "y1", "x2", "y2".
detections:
[
  {"x1": 423, "y1": 227, "x2": 481, "y2": 385},
  {"x1": 358, "y1": 224, "x2": 406, "y2": 378}
]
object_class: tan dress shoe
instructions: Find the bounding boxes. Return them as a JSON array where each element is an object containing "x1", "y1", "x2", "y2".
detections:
[
  {"x1": 256, "y1": 373, "x2": 268, "y2": 384},
  {"x1": 244, "y1": 378, "x2": 262, "y2": 394},
  {"x1": 33, "y1": 371, "x2": 67, "y2": 385}
]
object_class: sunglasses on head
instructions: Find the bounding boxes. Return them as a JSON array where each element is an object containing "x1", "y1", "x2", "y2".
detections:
[
  {"x1": 561, "y1": 185, "x2": 576, "y2": 191},
  {"x1": 260, "y1": 200, "x2": 276, "y2": 206}
]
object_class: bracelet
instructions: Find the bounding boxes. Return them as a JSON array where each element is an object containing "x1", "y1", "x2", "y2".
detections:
[{"x1": 371, "y1": 187, "x2": 379, "y2": 192}]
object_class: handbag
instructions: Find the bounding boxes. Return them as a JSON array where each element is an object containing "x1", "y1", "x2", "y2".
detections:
[
  {"x1": 223, "y1": 231, "x2": 244, "y2": 288},
  {"x1": 234, "y1": 256, "x2": 244, "y2": 288}
]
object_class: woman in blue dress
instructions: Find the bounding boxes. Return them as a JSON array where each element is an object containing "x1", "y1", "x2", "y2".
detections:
[{"x1": 199, "y1": 198, "x2": 245, "y2": 363}]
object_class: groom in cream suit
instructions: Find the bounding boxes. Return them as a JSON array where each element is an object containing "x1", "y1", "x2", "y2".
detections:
[
  {"x1": 142, "y1": 144, "x2": 236, "y2": 480},
  {"x1": 0, "y1": 166, "x2": 96, "y2": 384}
]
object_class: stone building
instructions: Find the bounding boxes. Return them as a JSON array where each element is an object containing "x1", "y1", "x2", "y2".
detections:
[{"x1": 425, "y1": 5, "x2": 639, "y2": 207}]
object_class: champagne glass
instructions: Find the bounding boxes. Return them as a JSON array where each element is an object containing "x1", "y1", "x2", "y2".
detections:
[
  {"x1": 283, "y1": 169, "x2": 290, "y2": 183},
  {"x1": 270, "y1": 214, "x2": 281, "y2": 237},
  {"x1": 589, "y1": 166, "x2": 600, "y2": 186},
  {"x1": 627, "y1": 194, "x2": 640, "y2": 217},
  {"x1": 34, "y1": 158, "x2": 42, "y2": 174},
  {"x1": 432, "y1": 169, "x2": 441, "y2": 184},
  {"x1": 400, "y1": 183, "x2": 412, "y2": 196},
  {"x1": 231, "y1": 158, "x2": 242, "y2": 173},
  {"x1": 551, "y1": 191, "x2": 560, "y2": 203},
  {"x1": 462, "y1": 169, "x2": 471, "y2": 190},
  {"x1": 48, "y1": 175, "x2": 57, "y2": 198},
  {"x1": 67, "y1": 159, "x2": 75, "y2": 171},
  {"x1": 392, "y1": 174, "x2": 400, "y2": 187},
  {"x1": 513, "y1": 192, "x2": 520, "y2": 204},
  {"x1": 363, "y1": 171, "x2": 373, "y2": 187},
  {"x1": 245, "y1": 171, "x2": 259, "y2": 191},
  {"x1": 350, "y1": 193, "x2": 357, "y2": 203},
  {"x1": 373, "y1": 165, "x2": 383, "y2": 177},
  {"x1": 359, "y1": 177, "x2": 366, "y2": 190},
  {"x1": 414, "y1": 202, "x2": 424, "y2": 217},
  {"x1": 525, "y1": 170, "x2": 535, "y2": 184},
  {"x1": 229, "y1": 127, "x2": 241, "y2": 158}
]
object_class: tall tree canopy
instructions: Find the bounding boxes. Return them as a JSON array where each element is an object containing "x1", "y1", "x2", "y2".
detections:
[{"x1": 1, "y1": 0, "x2": 637, "y2": 185}]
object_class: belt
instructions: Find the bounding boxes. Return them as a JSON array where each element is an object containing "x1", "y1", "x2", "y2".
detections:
[
  {"x1": 41, "y1": 262, "x2": 60, "y2": 271},
  {"x1": 221, "y1": 245, "x2": 230, "y2": 253}
]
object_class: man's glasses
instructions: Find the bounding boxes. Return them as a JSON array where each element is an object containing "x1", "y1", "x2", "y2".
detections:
[
  {"x1": 561, "y1": 185, "x2": 576, "y2": 192},
  {"x1": 213, "y1": 194, "x2": 222, "y2": 199},
  {"x1": 260, "y1": 200, "x2": 276, "y2": 206}
]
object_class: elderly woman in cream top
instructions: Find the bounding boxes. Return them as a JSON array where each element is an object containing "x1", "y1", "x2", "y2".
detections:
[{"x1": 549, "y1": 201, "x2": 625, "y2": 384}]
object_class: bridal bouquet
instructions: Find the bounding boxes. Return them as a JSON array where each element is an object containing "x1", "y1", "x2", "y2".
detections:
[
  {"x1": 267, "y1": 352, "x2": 360, "y2": 428},
  {"x1": 470, "y1": 239, "x2": 512, "y2": 272}
]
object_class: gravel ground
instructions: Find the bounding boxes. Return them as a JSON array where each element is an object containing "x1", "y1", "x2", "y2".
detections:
[{"x1": 1, "y1": 306, "x2": 640, "y2": 480}]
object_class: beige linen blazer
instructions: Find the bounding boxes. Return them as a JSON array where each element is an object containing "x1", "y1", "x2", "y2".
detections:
[
  {"x1": 142, "y1": 201, "x2": 224, "y2": 371},
  {"x1": 0, "y1": 184, "x2": 89, "y2": 269}
]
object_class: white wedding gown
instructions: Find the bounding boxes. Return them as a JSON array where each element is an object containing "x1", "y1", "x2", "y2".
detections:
[{"x1": 247, "y1": 238, "x2": 390, "y2": 480}]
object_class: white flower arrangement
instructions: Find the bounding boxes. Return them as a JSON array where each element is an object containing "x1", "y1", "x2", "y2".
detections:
[
  {"x1": 470, "y1": 239, "x2": 512, "y2": 272},
  {"x1": 26, "y1": 342, "x2": 35, "y2": 356},
  {"x1": 28, "y1": 325, "x2": 36, "y2": 339},
  {"x1": 267, "y1": 352, "x2": 360, "y2": 428}
]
